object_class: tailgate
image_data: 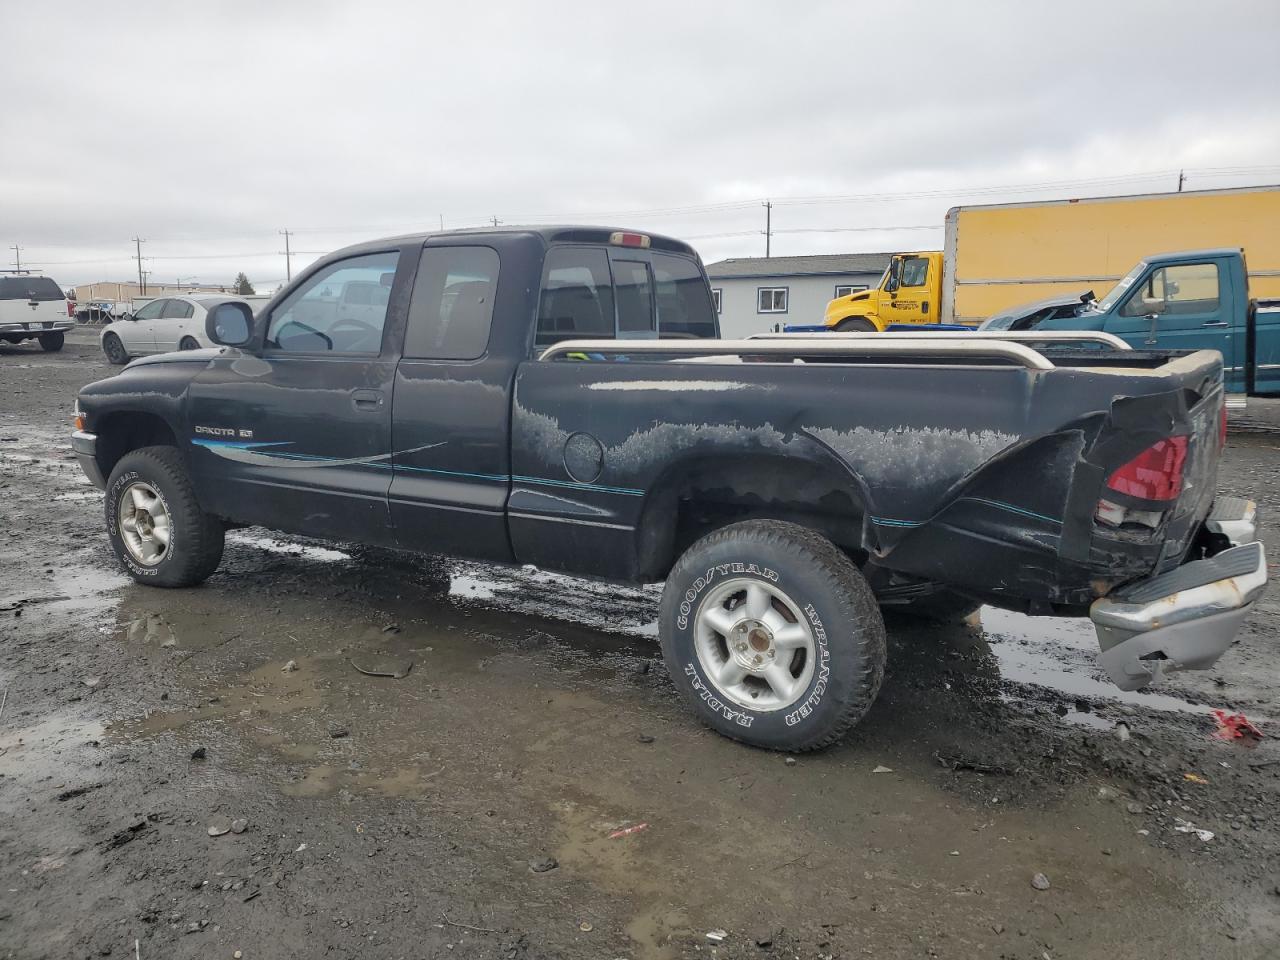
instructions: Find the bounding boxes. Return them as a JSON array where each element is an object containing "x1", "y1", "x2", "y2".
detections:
[{"x1": 2, "y1": 298, "x2": 69, "y2": 329}]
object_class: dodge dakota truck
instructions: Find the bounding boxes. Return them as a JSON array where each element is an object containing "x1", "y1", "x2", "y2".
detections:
[{"x1": 72, "y1": 226, "x2": 1267, "y2": 751}]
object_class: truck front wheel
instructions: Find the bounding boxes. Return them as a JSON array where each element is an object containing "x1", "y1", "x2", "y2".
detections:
[
  {"x1": 105, "y1": 446, "x2": 224, "y2": 587},
  {"x1": 659, "y1": 520, "x2": 886, "y2": 751},
  {"x1": 835, "y1": 317, "x2": 877, "y2": 332}
]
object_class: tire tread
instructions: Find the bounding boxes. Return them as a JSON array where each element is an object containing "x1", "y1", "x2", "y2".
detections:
[
  {"x1": 106, "y1": 445, "x2": 223, "y2": 587},
  {"x1": 661, "y1": 519, "x2": 886, "y2": 752}
]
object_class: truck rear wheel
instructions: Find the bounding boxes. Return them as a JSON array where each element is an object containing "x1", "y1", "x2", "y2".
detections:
[
  {"x1": 659, "y1": 520, "x2": 886, "y2": 752},
  {"x1": 38, "y1": 331, "x2": 65, "y2": 352},
  {"x1": 105, "y1": 446, "x2": 224, "y2": 587},
  {"x1": 835, "y1": 317, "x2": 877, "y2": 332}
]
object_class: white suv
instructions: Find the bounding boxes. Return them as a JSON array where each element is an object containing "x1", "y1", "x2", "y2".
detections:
[{"x1": 0, "y1": 274, "x2": 75, "y2": 352}]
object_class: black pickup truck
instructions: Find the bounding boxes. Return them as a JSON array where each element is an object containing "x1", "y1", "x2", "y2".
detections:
[{"x1": 72, "y1": 226, "x2": 1267, "y2": 751}]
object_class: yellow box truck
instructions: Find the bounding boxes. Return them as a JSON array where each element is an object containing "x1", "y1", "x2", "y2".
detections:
[
  {"x1": 816, "y1": 184, "x2": 1280, "y2": 331},
  {"x1": 940, "y1": 183, "x2": 1280, "y2": 325}
]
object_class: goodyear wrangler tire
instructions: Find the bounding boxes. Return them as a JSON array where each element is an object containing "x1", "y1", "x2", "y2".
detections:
[
  {"x1": 659, "y1": 520, "x2": 886, "y2": 751},
  {"x1": 105, "y1": 446, "x2": 224, "y2": 587}
]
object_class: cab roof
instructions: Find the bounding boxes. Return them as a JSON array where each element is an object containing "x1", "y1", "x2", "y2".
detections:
[{"x1": 327, "y1": 225, "x2": 700, "y2": 261}]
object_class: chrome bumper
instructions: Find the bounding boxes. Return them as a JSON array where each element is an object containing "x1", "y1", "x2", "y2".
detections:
[
  {"x1": 0, "y1": 321, "x2": 74, "y2": 333},
  {"x1": 1091, "y1": 499, "x2": 1267, "y2": 690}
]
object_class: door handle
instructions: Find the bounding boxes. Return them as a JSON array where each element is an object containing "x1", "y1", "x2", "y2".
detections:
[
  {"x1": 1202, "y1": 321, "x2": 1229, "y2": 328},
  {"x1": 351, "y1": 389, "x2": 384, "y2": 411}
]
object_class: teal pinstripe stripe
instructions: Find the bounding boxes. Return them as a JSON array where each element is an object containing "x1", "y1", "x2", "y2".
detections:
[
  {"x1": 191, "y1": 438, "x2": 643, "y2": 496},
  {"x1": 872, "y1": 497, "x2": 1062, "y2": 529}
]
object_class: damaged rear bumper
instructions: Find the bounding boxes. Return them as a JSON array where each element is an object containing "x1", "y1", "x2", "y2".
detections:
[{"x1": 1091, "y1": 499, "x2": 1267, "y2": 690}]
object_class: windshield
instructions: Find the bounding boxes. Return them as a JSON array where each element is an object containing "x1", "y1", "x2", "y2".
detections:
[{"x1": 1095, "y1": 262, "x2": 1148, "y2": 312}]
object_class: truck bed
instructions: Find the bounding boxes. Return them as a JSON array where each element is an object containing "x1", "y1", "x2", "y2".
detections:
[{"x1": 510, "y1": 335, "x2": 1224, "y2": 612}]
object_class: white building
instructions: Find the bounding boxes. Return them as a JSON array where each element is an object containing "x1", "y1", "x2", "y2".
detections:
[{"x1": 706, "y1": 253, "x2": 892, "y2": 338}]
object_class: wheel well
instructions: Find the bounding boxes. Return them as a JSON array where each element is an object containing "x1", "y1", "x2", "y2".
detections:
[
  {"x1": 635, "y1": 455, "x2": 866, "y2": 580},
  {"x1": 95, "y1": 412, "x2": 180, "y2": 478}
]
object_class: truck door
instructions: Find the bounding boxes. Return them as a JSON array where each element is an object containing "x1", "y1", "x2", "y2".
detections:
[
  {"x1": 387, "y1": 242, "x2": 516, "y2": 561},
  {"x1": 1104, "y1": 260, "x2": 1237, "y2": 376},
  {"x1": 184, "y1": 249, "x2": 407, "y2": 544},
  {"x1": 879, "y1": 255, "x2": 933, "y2": 327}
]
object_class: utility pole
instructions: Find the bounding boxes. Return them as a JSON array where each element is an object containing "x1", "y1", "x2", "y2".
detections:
[
  {"x1": 762, "y1": 201, "x2": 773, "y2": 258},
  {"x1": 490, "y1": 216, "x2": 501, "y2": 227},
  {"x1": 278, "y1": 229, "x2": 294, "y2": 282},
  {"x1": 1177, "y1": 169, "x2": 1186, "y2": 192},
  {"x1": 132, "y1": 237, "x2": 147, "y2": 293},
  {"x1": 141, "y1": 270, "x2": 151, "y2": 295},
  {"x1": 439, "y1": 214, "x2": 444, "y2": 231},
  {"x1": 8, "y1": 244, "x2": 21, "y2": 272}
]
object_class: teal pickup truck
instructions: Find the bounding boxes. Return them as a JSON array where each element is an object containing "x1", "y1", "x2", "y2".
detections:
[{"x1": 981, "y1": 249, "x2": 1280, "y2": 396}]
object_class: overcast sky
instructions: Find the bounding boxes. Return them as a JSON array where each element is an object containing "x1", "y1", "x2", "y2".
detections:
[{"x1": 4, "y1": 0, "x2": 1279, "y2": 290}]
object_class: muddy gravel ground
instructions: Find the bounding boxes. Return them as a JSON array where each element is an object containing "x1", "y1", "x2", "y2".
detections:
[{"x1": 2, "y1": 329, "x2": 1279, "y2": 960}]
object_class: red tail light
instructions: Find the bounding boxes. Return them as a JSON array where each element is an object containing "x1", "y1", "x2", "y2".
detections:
[
  {"x1": 67, "y1": 301, "x2": 76, "y2": 317},
  {"x1": 1105, "y1": 436, "x2": 1188, "y2": 502}
]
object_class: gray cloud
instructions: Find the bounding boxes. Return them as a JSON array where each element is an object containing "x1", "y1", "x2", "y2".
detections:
[{"x1": 3, "y1": 0, "x2": 1278, "y2": 288}]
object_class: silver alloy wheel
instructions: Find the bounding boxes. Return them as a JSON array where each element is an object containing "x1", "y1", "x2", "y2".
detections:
[
  {"x1": 117, "y1": 481, "x2": 171, "y2": 566},
  {"x1": 693, "y1": 577, "x2": 816, "y2": 711}
]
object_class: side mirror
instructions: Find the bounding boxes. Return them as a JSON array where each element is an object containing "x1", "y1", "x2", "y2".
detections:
[
  {"x1": 206, "y1": 301, "x2": 255, "y2": 347},
  {"x1": 1141, "y1": 296, "x2": 1167, "y2": 315}
]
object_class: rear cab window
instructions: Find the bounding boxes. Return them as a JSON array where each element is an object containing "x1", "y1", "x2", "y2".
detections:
[
  {"x1": 534, "y1": 244, "x2": 717, "y2": 352},
  {"x1": 535, "y1": 247, "x2": 616, "y2": 349},
  {"x1": 0, "y1": 277, "x2": 64, "y2": 301}
]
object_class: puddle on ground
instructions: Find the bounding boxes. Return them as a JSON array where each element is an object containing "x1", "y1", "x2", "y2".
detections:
[
  {"x1": 126, "y1": 656, "x2": 331, "y2": 738},
  {"x1": 1, "y1": 560, "x2": 128, "y2": 626},
  {"x1": 551, "y1": 796, "x2": 688, "y2": 960},
  {"x1": 979, "y1": 606, "x2": 1211, "y2": 716},
  {"x1": 120, "y1": 612, "x2": 177, "y2": 647}
]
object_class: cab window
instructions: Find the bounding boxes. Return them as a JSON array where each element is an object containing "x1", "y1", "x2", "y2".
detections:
[
  {"x1": 1119, "y1": 262, "x2": 1220, "y2": 317},
  {"x1": 266, "y1": 251, "x2": 399, "y2": 353},
  {"x1": 900, "y1": 257, "x2": 929, "y2": 287},
  {"x1": 133, "y1": 299, "x2": 166, "y2": 321},
  {"x1": 613, "y1": 260, "x2": 654, "y2": 335},
  {"x1": 404, "y1": 246, "x2": 500, "y2": 360},
  {"x1": 535, "y1": 247, "x2": 616, "y2": 348},
  {"x1": 653, "y1": 253, "x2": 716, "y2": 338}
]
